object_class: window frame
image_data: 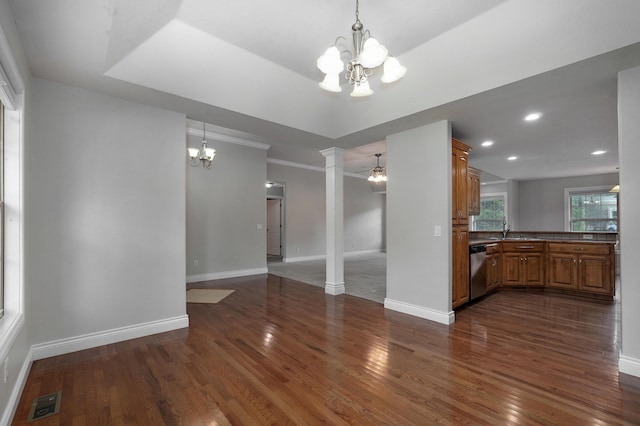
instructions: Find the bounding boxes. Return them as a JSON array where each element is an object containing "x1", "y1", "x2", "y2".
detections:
[
  {"x1": 0, "y1": 25, "x2": 26, "y2": 369},
  {"x1": 564, "y1": 185, "x2": 619, "y2": 232}
]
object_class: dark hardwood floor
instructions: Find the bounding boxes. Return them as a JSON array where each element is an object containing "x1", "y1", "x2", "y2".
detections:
[{"x1": 12, "y1": 274, "x2": 640, "y2": 425}]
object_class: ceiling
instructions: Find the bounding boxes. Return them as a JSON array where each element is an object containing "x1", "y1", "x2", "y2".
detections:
[{"x1": 8, "y1": 0, "x2": 640, "y2": 181}]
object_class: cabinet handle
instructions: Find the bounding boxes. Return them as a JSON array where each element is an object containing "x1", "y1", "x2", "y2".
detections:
[
  {"x1": 574, "y1": 259, "x2": 577, "y2": 264},
  {"x1": 573, "y1": 247, "x2": 585, "y2": 251},
  {"x1": 492, "y1": 260, "x2": 497, "y2": 266},
  {"x1": 516, "y1": 246, "x2": 535, "y2": 249}
]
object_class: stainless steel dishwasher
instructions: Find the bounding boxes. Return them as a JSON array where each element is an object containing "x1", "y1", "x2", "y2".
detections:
[{"x1": 469, "y1": 244, "x2": 487, "y2": 300}]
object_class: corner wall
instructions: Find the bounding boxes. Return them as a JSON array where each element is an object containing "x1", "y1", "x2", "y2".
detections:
[
  {"x1": 385, "y1": 121, "x2": 452, "y2": 324},
  {"x1": 618, "y1": 65, "x2": 640, "y2": 378},
  {"x1": 186, "y1": 135, "x2": 268, "y2": 280},
  {"x1": 27, "y1": 78, "x2": 188, "y2": 349}
]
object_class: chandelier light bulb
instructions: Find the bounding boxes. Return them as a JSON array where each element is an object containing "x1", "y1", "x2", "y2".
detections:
[
  {"x1": 317, "y1": 46, "x2": 345, "y2": 74},
  {"x1": 381, "y1": 56, "x2": 407, "y2": 83},
  {"x1": 319, "y1": 73, "x2": 343, "y2": 92},
  {"x1": 351, "y1": 80, "x2": 373, "y2": 97},
  {"x1": 359, "y1": 38, "x2": 388, "y2": 68}
]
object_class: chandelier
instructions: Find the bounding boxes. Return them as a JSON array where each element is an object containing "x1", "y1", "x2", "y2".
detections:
[
  {"x1": 317, "y1": 0, "x2": 407, "y2": 97},
  {"x1": 188, "y1": 122, "x2": 216, "y2": 169},
  {"x1": 368, "y1": 153, "x2": 387, "y2": 183}
]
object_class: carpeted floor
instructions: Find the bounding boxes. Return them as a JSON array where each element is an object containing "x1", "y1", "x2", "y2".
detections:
[{"x1": 267, "y1": 252, "x2": 386, "y2": 303}]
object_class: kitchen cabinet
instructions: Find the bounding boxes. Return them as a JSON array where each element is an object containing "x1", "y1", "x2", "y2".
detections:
[
  {"x1": 467, "y1": 167, "x2": 481, "y2": 216},
  {"x1": 452, "y1": 138, "x2": 470, "y2": 226},
  {"x1": 547, "y1": 242, "x2": 614, "y2": 296},
  {"x1": 452, "y1": 221, "x2": 470, "y2": 308},
  {"x1": 486, "y1": 243, "x2": 501, "y2": 291},
  {"x1": 452, "y1": 138, "x2": 471, "y2": 309},
  {"x1": 501, "y1": 241, "x2": 545, "y2": 287}
]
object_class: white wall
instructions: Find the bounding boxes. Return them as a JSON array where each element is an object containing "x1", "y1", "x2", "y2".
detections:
[
  {"x1": 385, "y1": 121, "x2": 452, "y2": 324},
  {"x1": 186, "y1": 135, "x2": 268, "y2": 279},
  {"x1": 267, "y1": 162, "x2": 385, "y2": 260},
  {"x1": 618, "y1": 65, "x2": 640, "y2": 378},
  {"x1": 27, "y1": 78, "x2": 187, "y2": 345},
  {"x1": 518, "y1": 174, "x2": 618, "y2": 231}
]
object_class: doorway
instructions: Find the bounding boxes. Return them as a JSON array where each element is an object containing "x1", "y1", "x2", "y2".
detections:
[{"x1": 266, "y1": 182, "x2": 285, "y2": 261}]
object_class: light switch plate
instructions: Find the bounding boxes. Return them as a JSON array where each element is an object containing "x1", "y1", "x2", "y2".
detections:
[{"x1": 434, "y1": 226, "x2": 442, "y2": 237}]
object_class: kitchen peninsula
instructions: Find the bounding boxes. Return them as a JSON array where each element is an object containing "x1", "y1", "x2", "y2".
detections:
[{"x1": 462, "y1": 231, "x2": 617, "y2": 309}]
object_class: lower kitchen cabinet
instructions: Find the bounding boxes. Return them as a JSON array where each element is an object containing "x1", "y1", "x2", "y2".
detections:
[
  {"x1": 452, "y1": 226, "x2": 469, "y2": 309},
  {"x1": 486, "y1": 243, "x2": 501, "y2": 291},
  {"x1": 501, "y1": 242, "x2": 545, "y2": 287},
  {"x1": 547, "y1": 242, "x2": 614, "y2": 296}
]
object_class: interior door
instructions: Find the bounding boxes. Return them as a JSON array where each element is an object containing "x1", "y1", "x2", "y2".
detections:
[{"x1": 267, "y1": 199, "x2": 281, "y2": 256}]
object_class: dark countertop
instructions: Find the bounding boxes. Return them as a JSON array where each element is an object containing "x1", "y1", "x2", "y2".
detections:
[{"x1": 469, "y1": 238, "x2": 617, "y2": 246}]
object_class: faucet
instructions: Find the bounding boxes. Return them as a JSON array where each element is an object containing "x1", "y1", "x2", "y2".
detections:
[{"x1": 502, "y1": 216, "x2": 511, "y2": 239}]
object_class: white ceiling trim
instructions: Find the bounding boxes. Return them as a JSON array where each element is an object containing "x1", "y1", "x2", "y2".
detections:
[
  {"x1": 186, "y1": 126, "x2": 270, "y2": 150},
  {"x1": 267, "y1": 158, "x2": 367, "y2": 180}
]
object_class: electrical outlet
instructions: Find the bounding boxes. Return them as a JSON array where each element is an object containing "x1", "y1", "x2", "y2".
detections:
[{"x1": 193, "y1": 260, "x2": 199, "y2": 267}]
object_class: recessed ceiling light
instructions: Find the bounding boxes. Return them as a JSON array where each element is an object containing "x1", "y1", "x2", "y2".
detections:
[
  {"x1": 481, "y1": 140, "x2": 494, "y2": 147},
  {"x1": 507, "y1": 156, "x2": 518, "y2": 161},
  {"x1": 591, "y1": 150, "x2": 607, "y2": 156},
  {"x1": 524, "y1": 112, "x2": 542, "y2": 121}
]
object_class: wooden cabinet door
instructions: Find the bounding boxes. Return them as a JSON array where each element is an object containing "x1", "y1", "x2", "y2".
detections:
[
  {"x1": 523, "y1": 253, "x2": 545, "y2": 286},
  {"x1": 452, "y1": 150, "x2": 458, "y2": 223},
  {"x1": 467, "y1": 168, "x2": 481, "y2": 216},
  {"x1": 452, "y1": 227, "x2": 469, "y2": 308},
  {"x1": 456, "y1": 153, "x2": 469, "y2": 225},
  {"x1": 502, "y1": 253, "x2": 522, "y2": 285},
  {"x1": 487, "y1": 253, "x2": 501, "y2": 290},
  {"x1": 578, "y1": 255, "x2": 611, "y2": 294},
  {"x1": 548, "y1": 253, "x2": 578, "y2": 289}
]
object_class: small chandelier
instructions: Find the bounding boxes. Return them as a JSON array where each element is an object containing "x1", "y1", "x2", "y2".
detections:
[
  {"x1": 188, "y1": 122, "x2": 216, "y2": 169},
  {"x1": 368, "y1": 153, "x2": 387, "y2": 183},
  {"x1": 317, "y1": 0, "x2": 407, "y2": 97}
]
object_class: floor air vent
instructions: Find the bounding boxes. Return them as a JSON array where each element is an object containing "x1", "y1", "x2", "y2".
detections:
[{"x1": 27, "y1": 391, "x2": 61, "y2": 422}]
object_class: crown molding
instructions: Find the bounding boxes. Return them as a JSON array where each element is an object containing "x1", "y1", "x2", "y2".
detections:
[
  {"x1": 267, "y1": 158, "x2": 367, "y2": 180},
  {"x1": 186, "y1": 119, "x2": 270, "y2": 150}
]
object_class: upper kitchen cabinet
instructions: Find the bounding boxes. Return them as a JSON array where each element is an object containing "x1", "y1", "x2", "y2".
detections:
[
  {"x1": 468, "y1": 167, "x2": 481, "y2": 216},
  {"x1": 452, "y1": 138, "x2": 471, "y2": 226}
]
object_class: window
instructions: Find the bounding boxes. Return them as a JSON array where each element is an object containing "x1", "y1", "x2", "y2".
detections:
[
  {"x1": 473, "y1": 193, "x2": 506, "y2": 231},
  {"x1": 566, "y1": 186, "x2": 618, "y2": 232}
]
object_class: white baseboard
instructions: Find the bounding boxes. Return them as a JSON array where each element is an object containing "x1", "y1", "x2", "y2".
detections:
[
  {"x1": 284, "y1": 250, "x2": 384, "y2": 263},
  {"x1": 187, "y1": 267, "x2": 268, "y2": 283},
  {"x1": 284, "y1": 254, "x2": 325, "y2": 263},
  {"x1": 384, "y1": 298, "x2": 455, "y2": 325},
  {"x1": 619, "y1": 354, "x2": 640, "y2": 378},
  {"x1": 31, "y1": 315, "x2": 189, "y2": 361},
  {"x1": 1, "y1": 346, "x2": 34, "y2": 426},
  {"x1": 325, "y1": 282, "x2": 346, "y2": 295}
]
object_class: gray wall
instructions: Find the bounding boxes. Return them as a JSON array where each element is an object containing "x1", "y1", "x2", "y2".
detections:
[
  {"x1": 386, "y1": 121, "x2": 452, "y2": 323},
  {"x1": 518, "y1": 173, "x2": 619, "y2": 231},
  {"x1": 27, "y1": 78, "x2": 187, "y2": 343},
  {"x1": 186, "y1": 136, "x2": 267, "y2": 277},
  {"x1": 267, "y1": 162, "x2": 385, "y2": 260},
  {"x1": 481, "y1": 174, "x2": 619, "y2": 231},
  {"x1": 618, "y1": 65, "x2": 640, "y2": 375}
]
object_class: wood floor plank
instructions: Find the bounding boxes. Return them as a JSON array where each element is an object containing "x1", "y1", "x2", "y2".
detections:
[{"x1": 11, "y1": 274, "x2": 640, "y2": 425}]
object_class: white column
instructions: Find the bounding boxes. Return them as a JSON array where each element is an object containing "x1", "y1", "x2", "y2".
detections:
[{"x1": 320, "y1": 147, "x2": 346, "y2": 295}]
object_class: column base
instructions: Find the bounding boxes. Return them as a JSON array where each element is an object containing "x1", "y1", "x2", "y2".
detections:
[{"x1": 324, "y1": 282, "x2": 345, "y2": 295}]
